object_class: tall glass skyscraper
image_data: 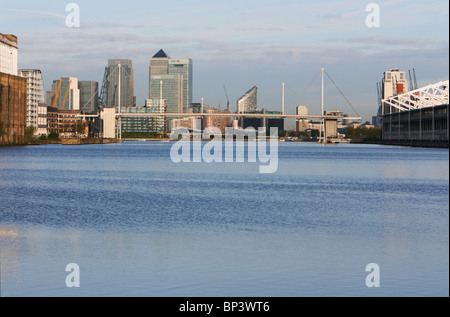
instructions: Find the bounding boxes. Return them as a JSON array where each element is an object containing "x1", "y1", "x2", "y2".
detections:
[
  {"x1": 102, "y1": 59, "x2": 135, "y2": 108},
  {"x1": 149, "y1": 50, "x2": 192, "y2": 131},
  {"x1": 78, "y1": 81, "x2": 99, "y2": 114}
]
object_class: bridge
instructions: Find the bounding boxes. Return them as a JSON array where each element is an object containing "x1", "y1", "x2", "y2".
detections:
[{"x1": 115, "y1": 112, "x2": 360, "y2": 120}]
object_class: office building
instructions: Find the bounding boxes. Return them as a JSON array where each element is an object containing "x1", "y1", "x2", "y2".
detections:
[
  {"x1": 79, "y1": 80, "x2": 99, "y2": 114},
  {"x1": 102, "y1": 59, "x2": 135, "y2": 108},
  {"x1": 237, "y1": 86, "x2": 257, "y2": 113},
  {"x1": 47, "y1": 77, "x2": 80, "y2": 110},
  {"x1": 149, "y1": 50, "x2": 193, "y2": 131},
  {"x1": 18, "y1": 69, "x2": 45, "y2": 129},
  {"x1": 0, "y1": 33, "x2": 18, "y2": 76},
  {"x1": 119, "y1": 100, "x2": 167, "y2": 135}
]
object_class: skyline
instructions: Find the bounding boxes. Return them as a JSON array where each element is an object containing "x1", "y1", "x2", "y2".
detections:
[{"x1": 1, "y1": 0, "x2": 449, "y2": 123}]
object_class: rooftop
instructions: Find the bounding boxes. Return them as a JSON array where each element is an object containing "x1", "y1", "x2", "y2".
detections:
[{"x1": 153, "y1": 49, "x2": 169, "y2": 58}]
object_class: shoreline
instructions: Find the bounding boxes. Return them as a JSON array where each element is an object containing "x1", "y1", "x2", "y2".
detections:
[{"x1": 1, "y1": 138, "x2": 448, "y2": 149}]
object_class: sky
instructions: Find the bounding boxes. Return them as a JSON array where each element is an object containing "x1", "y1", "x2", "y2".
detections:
[{"x1": 1, "y1": 0, "x2": 449, "y2": 125}]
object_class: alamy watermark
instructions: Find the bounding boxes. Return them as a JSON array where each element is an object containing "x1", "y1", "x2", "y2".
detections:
[
  {"x1": 365, "y1": 3, "x2": 380, "y2": 28},
  {"x1": 169, "y1": 121, "x2": 279, "y2": 174},
  {"x1": 65, "y1": 263, "x2": 80, "y2": 288},
  {"x1": 65, "y1": 3, "x2": 80, "y2": 28},
  {"x1": 365, "y1": 263, "x2": 380, "y2": 288}
]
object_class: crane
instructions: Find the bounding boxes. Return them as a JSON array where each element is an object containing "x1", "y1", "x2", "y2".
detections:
[{"x1": 223, "y1": 85, "x2": 230, "y2": 111}]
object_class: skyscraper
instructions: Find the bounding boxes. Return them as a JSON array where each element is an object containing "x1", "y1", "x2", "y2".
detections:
[
  {"x1": 149, "y1": 50, "x2": 193, "y2": 130},
  {"x1": 102, "y1": 59, "x2": 135, "y2": 108},
  {"x1": 47, "y1": 77, "x2": 80, "y2": 111},
  {"x1": 78, "y1": 81, "x2": 99, "y2": 114}
]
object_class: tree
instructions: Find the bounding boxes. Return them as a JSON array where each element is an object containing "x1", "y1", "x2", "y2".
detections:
[
  {"x1": 25, "y1": 125, "x2": 36, "y2": 143},
  {"x1": 48, "y1": 130, "x2": 60, "y2": 140},
  {"x1": 72, "y1": 122, "x2": 85, "y2": 138}
]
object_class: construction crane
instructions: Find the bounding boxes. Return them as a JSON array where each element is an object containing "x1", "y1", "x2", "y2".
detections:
[
  {"x1": 413, "y1": 68, "x2": 418, "y2": 90},
  {"x1": 223, "y1": 85, "x2": 230, "y2": 111}
]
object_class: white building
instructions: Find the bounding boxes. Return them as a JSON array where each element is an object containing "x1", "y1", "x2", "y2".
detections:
[
  {"x1": 37, "y1": 105, "x2": 48, "y2": 136},
  {"x1": 296, "y1": 105, "x2": 309, "y2": 132},
  {"x1": 237, "y1": 86, "x2": 257, "y2": 113},
  {"x1": 18, "y1": 69, "x2": 45, "y2": 130},
  {"x1": 382, "y1": 68, "x2": 409, "y2": 99},
  {"x1": 0, "y1": 33, "x2": 18, "y2": 76}
]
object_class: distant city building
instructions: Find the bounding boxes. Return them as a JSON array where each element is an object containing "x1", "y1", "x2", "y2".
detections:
[
  {"x1": 102, "y1": 59, "x2": 135, "y2": 108},
  {"x1": 372, "y1": 115, "x2": 380, "y2": 127},
  {"x1": 47, "y1": 77, "x2": 80, "y2": 111},
  {"x1": 296, "y1": 105, "x2": 309, "y2": 132},
  {"x1": 149, "y1": 49, "x2": 193, "y2": 131},
  {"x1": 37, "y1": 104, "x2": 48, "y2": 136},
  {"x1": 18, "y1": 69, "x2": 45, "y2": 129},
  {"x1": 172, "y1": 116, "x2": 201, "y2": 132},
  {"x1": 78, "y1": 81, "x2": 99, "y2": 114},
  {"x1": 263, "y1": 110, "x2": 285, "y2": 132},
  {"x1": 0, "y1": 33, "x2": 18, "y2": 76},
  {"x1": 206, "y1": 108, "x2": 231, "y2": 134},
  {"x1": 382, "y1": 68, "x2": 408, "y2": 99},
  {"x1": 119, "y1": 100, "x2": 167, "y2": 135},
  {"x1": 0, "y1": 71, "x2": 27, "y2": 144},
  {"x1": 324, "y1": 110, "x2": 340, "y2": 139},
  {"x1": 237, "y1": 86, "x2": 257, "y2": 113},
  {"x1": 57, "y1": 109, "x2": 86, "y2": 138}
]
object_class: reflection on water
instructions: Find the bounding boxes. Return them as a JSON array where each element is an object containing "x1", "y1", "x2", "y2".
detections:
[{"x1": 0, "y1": 142, "x2": 448, "y2": 297}]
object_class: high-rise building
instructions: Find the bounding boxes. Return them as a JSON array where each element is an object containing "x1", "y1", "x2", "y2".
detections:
[
  {"x1": 149, "y1": 50, "x2": 193, "y2": 131},
  {"x1": 382, "y1": 68, "x2": 408, "y2": 99},
  {"x1": 102, "y1": 59, "x2": 135, "y2": 108},
  {"x1": 18, "y1": 69, "x2": 45, "y2": 129},
  {"x1": 47, "y1": 77, "x2": 80, "y2": 110},
  {"x1": 237, "y1": 86, "x2": 257, "y2": 113},
  {"x1": 0, "y1": 33, "x2": 18, "y2": 76},
  {"x1": 78, "y1": 81, "x2": 99, "y2": 114}
]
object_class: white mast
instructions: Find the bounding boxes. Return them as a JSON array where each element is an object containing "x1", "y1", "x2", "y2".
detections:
[
  {"x1": 118, "y1": 63, "x2": 122, "y2": 140},
  {"x1": 321, "y1": 68, "x2": 324, "y2": 143},
  {"x1": 282, "y1": 82, "x2": 285, "y2": 115}
]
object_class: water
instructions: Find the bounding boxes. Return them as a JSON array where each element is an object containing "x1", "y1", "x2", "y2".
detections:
[{"x1": 0, "y1": 142, "x2": 448, "y2": 297}]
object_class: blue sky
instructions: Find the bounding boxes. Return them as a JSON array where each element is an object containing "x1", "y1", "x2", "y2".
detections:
[{"x1": 1, "y1": 0, "x2": 448, "y2": 123}]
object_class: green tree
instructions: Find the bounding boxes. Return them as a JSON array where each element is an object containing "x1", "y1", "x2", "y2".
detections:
[
  {"x1": 48, "y1": 130, "x2": 60, "y2": 140},
  {"x1": 72, "y1": 123, "x2": 85, "y2": 138},
  {"x1": 25, "y1": 125, "x2": 36, "y2": 143}
]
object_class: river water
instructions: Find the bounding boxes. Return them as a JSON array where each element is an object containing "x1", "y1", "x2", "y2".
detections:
[{"x1": 0, "y1": 141, "x2": 448, "y2": 297}]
